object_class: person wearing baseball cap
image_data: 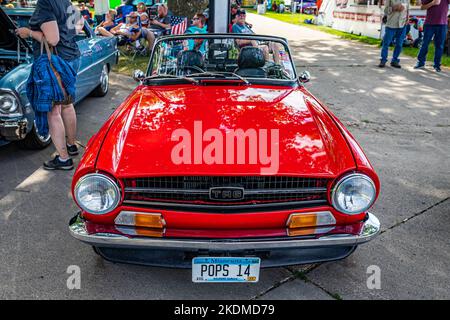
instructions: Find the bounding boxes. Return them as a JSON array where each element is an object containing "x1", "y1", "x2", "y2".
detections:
[{"x1": 232, "y1": 9, "x2": 253, "y2": 35}]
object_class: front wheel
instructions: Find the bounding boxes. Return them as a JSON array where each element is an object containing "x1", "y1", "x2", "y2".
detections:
[
  {"x1": 17, "y1": 123, "x2": 51, "y2": 150},
  {"x1": 90, "y1": 64, "x2": 109, "y2": 97}
]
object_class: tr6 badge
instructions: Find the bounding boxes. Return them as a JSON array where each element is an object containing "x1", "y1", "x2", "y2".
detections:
[{"x1": 209, "y1": 187, "x2": 245, "y2": 201}]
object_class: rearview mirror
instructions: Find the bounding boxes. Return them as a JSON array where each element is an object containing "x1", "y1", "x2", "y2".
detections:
[
  {"x1": 133, "y1": 69, "x2": 145, "y2": 82},
  {"x1": 298, "y1": 71, "x2": 311, "y2": 84}
]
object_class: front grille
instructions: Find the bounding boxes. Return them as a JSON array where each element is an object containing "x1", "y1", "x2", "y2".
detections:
[{"x1": 122, "y1": 176, "x2": 329, "y2": 211}]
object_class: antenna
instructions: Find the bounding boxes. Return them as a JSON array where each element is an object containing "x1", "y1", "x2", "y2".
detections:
[{"x1": 17, "y1": 37, "x2": 20, "y2": 62}]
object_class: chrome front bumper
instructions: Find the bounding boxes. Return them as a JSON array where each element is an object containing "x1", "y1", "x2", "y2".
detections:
[
  {"x1": 0, "y1": 118, "x2": 28, "y2": 140},
  {"x1": 69, "y1": 213, "x2": 380, "y2": 251}
]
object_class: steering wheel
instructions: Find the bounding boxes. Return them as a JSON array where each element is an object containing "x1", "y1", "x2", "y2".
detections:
[{"x1": 266, "y1": 64, "x2": 290, "y2": 80}]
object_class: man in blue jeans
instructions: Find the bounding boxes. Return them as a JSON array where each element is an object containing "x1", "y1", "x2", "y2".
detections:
[
  {"x1": 380, "y1": 0, "x2": 410, "y2": 68},
  {"x1": 415, "y1": 0, "x2": 449, "y2": 72}
]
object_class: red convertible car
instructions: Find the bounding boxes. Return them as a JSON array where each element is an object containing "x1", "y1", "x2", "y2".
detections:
[{"x1": 69, "y1": 34, "x2": 380, "y2": 283}]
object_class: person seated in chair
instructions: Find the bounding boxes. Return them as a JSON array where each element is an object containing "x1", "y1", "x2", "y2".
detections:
[
  {"x1": 78, "y1": 1, "x2": 95, "y2": 26},
  {"x1": 142, "y1": 4, "x2": 172, "y2": 50},
  {"x1": 230, "y1": 3, "x2": 239, "y2": 26},
  {"x1": 232, "y1": 9, "x2": 277, "y2": 64},
  {"x1": 149, "y1": 4, "x2": 171, "y2": 33},
  {"x1": 96, "y1": 11, "x2": 141, "y2": 46},
  {"x1": 140, "y1": 12, "x2": 150, "y2": 28},
  {"x1": 184, "y1": 13, "x2": 208, "y2": 53},
  {"x1": 115, "y1": 0, "x2": 134, "y2": 23},
  {"x1": 231, "y1": 8, "x2": 252, "y2": 33},
  {"x1": 94, "y1": 9, "x2": 117, "y2": 34}
]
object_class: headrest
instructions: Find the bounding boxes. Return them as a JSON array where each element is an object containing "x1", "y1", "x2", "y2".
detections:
[
  {"x1": 237, "y1": 47, "x2": 265, "y2": 69},
  {"x1": 177, "y1": 50, "x2": 204, "y2": 68}
]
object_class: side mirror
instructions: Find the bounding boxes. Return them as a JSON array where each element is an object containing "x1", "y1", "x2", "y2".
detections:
[
  {"x1": 133, "y1": 69, "x2": 145, "y2": 82},
  {"x1": 298, "y1": 71, "x2": 311, "y2": 84}
]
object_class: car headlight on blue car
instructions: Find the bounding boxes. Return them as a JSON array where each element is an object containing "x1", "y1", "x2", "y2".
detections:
[
  {"x1": 74, "y1": 174, "x2": 121, "y2": 215},
  {"x1": 0, "y1": 92, "x2": 20, "y2": 115},
  {"x1": 332, "y1": 173, "x2": 376, "y2": 215}
]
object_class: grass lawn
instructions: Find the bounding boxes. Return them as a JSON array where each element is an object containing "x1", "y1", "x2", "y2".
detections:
[
  {"x1": 112, "y1": 54, "x2": 149, "y2": 76},
  {"x1": 248, "y1": 9, "x2": 450, "y2": 67}
]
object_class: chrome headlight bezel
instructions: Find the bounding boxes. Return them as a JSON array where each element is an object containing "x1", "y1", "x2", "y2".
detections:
[
  {"x1": 74, "y1": 173, "x2": 121, "y2": 215},
  {"x1": 331, "y1": 173, "x2": 376, "y2": 215},
  {"x1": 0, "y1": 90, "x2": 23, "y2": 117}
]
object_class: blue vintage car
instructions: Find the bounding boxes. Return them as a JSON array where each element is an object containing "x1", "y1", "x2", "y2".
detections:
[{"x1": 0, "y1": 7, "x2": 119, "y2": 149}]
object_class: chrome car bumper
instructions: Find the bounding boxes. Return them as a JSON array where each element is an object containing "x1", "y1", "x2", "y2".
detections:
[
  {"x1": 0, "y1": 118, "x2": 28, "y2": 140},
  {"x1": 69, "y1": 213, "x2": 380, "y2": 251}
]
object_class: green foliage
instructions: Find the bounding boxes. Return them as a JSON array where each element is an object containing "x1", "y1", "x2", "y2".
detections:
[
  {"x1": 112, "y1": 54, "x2": 149, "y2": 76},
  {"x1": 167, "y1": 0, "x2": 209, "y2": 18}
]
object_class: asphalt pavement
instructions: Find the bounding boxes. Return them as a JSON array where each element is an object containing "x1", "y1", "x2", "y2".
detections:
[{"x1": 0, "y1": 13, "x2": 448, "y2": 299}]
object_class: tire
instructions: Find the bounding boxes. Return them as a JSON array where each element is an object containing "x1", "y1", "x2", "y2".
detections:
[
  {"x1": 17, "y1": 123, "x2": 51, "y2": 150},
  {"x1": 90, "y1": 64, "x2": 109, "y2": 97}
]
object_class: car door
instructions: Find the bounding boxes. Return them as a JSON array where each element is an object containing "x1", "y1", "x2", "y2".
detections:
[{"x1": 74, "y1": 22, "x2": 95, "y2": 102}]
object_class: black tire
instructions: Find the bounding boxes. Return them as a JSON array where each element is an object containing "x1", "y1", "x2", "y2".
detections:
[
  {"x1": 90, "y1": 64, "x2": 110, "y2": 97},
  {"x1": 17, "y1": 123, "x2": 51, "y2": 150}
]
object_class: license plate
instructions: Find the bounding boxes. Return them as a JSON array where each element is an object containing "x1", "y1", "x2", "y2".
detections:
[{"x1": 192, "y1": 257, "x2": 261, "y2": 283}]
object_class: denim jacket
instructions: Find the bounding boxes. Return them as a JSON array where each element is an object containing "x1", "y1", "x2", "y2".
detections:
[{"x1": 26, "y1": 50, "x2": 77, "y2": 136}]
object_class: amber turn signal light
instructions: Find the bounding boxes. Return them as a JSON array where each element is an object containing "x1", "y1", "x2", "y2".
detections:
[
  {"x1": 115, "y1": 211, "x2": 166, "y2": 229},
  {"x1": 135, "y1": 213, "x2": 165, "y2": 228},
  {"x1": 135, "y1": 228, "x2": 164, "y2": 237},
  {"x1": 287, "y1": 211, "x2": 336, "y2": 237},
  {"x1": 115, "y1": 226, "x2": 164, "y2": 238},
  {"x1": 287, "y1": 213, "x2": 318, "y2": 228}
]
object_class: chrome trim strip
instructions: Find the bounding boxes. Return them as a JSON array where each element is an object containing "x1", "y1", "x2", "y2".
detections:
[
  {"x1": 122, "y1": 199, "x2": 327, "y2": 210},
  {"x1": 124, "y1": 187, "x2": 327, "y2": 195},
  {"x1": 69, "y1": 213, "x2": 380, "y2": 250},
  {"x1": 125, "y1": 188, "x2": 210, "y2": 194},
  {"x1": 77, "y1": 50, "x2": 119, "y2": 75}
]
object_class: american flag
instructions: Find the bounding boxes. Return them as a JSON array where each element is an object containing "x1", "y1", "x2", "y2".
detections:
[{"x1": 170, "y1": 16, "x2": 188, "y2": 35}]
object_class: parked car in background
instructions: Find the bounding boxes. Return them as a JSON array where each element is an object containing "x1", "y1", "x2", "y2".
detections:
[
  {"x1": 0, "y1": 7, "x2": 118, "y2": 149},
  {"x1": 69, "y1": 34, "x2": 381, "y2": 283}
]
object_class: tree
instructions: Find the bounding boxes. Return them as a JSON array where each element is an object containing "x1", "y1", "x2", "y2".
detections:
[{"x1": 167, "y1": 0, "x2": 209, "y2": 18}]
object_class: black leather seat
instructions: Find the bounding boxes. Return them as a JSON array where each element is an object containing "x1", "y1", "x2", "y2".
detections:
[
  {"x1": 235, "y1": 47, "x2": 266, "y2": 78},
  {"x1": 177, "y1": 50, "x2": 204, "y2": 74}
]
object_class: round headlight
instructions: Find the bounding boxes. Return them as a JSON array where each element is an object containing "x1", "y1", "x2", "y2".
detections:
[
  {"x1": 74, "y1": 174, "x2": 121, "y2": 215},
  {"x1": 332, "y1": 174, "x2": 376, "y2": 215},
  {"x1": 0, "y1": 93, "x2": 19, "y2": 114}
]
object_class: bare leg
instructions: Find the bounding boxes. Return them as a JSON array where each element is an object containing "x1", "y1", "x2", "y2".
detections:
[
  {"x1": 61, "y1": 103, "x2": 77, "y2": 146},
  {"x1": 271, "y1": 43, "x2": 281, "y2": 65},
  {"x1": 146, "y1": 30, "x2": 156, "y2": 50},
  {"x1": 259, "y1": 45, "x2": 271, "y2": 62},
  {"x1": 97, "y1": 27, "x2": 114, "y2": 37},
  {"x1": 47, "y1": 104, "x2": 69, "y2": 159}
]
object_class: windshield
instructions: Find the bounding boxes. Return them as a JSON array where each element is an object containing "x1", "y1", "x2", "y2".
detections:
[{"x1": 148, "y1": 35, "x2": 296, "y2": 82}]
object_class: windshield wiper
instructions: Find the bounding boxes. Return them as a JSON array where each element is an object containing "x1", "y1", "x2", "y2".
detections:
[
  {"x1": 144, "y1": 74, "x2": 199, "y2": 84},
  {"x1": 188, "y1": 72, "x2": 250, "y2": 85}
]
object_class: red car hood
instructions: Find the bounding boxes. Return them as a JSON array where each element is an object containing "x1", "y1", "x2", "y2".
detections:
[{"x1": 96, "y1": 84, "x2": 356, "y2": 178}]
